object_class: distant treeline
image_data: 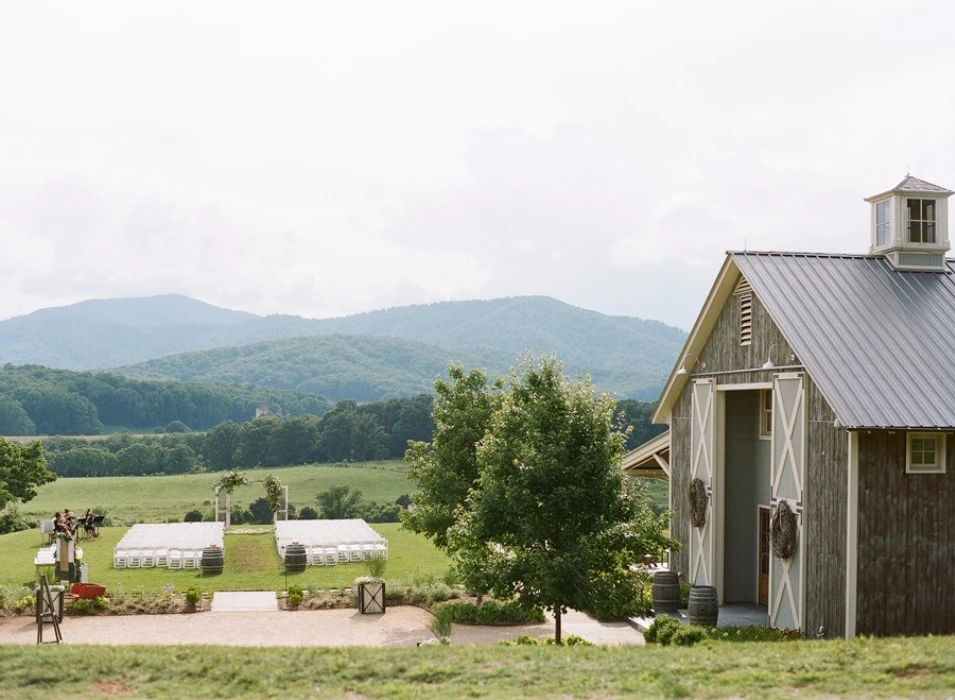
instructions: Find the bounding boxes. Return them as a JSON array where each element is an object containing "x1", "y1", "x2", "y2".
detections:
[
  {"x1": 0, "y1": 365, "x2": 331, "y2": 435},
  {"x1": 41, "y1": 396, "x2": 662, "y2": 478}
]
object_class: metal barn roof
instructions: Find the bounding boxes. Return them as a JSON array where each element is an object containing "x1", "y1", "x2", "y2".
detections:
[{"x1": 733, "y1": 252, "x2": 955, "y2": 429}]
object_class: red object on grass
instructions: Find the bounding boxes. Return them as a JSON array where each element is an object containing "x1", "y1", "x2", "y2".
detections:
[{"x1": 68, "y1": 583, "x2": 107, "y2": 599}]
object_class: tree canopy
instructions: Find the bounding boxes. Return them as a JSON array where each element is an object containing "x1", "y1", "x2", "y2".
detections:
[
  {"x1": 407, "y1": 355, "x2": 674, "y2": 642},
  {"x1": 0, "y1": 436, "x2": 55, "y2": 512}
]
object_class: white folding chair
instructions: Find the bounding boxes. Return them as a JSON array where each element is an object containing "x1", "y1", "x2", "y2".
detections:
[
  {"x1": 336, "y1": 544, "x2": 350, "y2": 563},
  {"x1": 140, "y1": 548, "x2": 156, "y2": 568},
  {"x1": 181, "y1": 550, "x2": 197, "y2": 569},
  {"x1": 349, "y1": 544, "x2": 363, "y2": 562},
  {"x1": 126, "y1": 549, "x2": 142, "y2": 568},
  {"x1": 374, "y1": 543, "x2": 388, "y2": 560},
  {"x1": 113, "y1": 549, "x2": 127, "y2": 568},
  {"x1": 324, "y1": 546, "x2": 338, "y2": 566},
  {"x1": 167, "y1": 548, "x2": 183, "y2": 569},
  {"x1": 154, "y1": 548, "x2": 168, "y2": 567}
]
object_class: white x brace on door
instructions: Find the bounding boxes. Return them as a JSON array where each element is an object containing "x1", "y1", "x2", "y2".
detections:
[
  {"x1": 689, "y1": 378, "x2": 716, "y2": 586},
  {"x1": 769, "y1": 373, "x2": 806, "y2": 632}
]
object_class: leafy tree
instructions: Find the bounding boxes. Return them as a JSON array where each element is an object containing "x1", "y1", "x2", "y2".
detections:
[
  {"x1": 451, "y1": 355, "x2": 674, "y2": 643},
  {"x1": 0, "y1": 436, "x2": 55, "y2": 513},
  {"x1": 203, "y1": 420, "x2": 241, "y2": 471},
  {"x1": 299, "y1": 506, "x2": 319, "y2": 520},
  {"x1": 183, "y1": 509, "x2": 204, "y2": 522},
  {"x1": 315, "y1": 485, "x2": 363, "y2": 519},
  {"x1": 403, "y1": 365, "x2": 498, "y2": 550}
]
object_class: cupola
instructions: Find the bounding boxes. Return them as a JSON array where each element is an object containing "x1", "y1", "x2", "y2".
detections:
[{"x1": 865, "y1": 175, "x2": 952, "y2": 270}]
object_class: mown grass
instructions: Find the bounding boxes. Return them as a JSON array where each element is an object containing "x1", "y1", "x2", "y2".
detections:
[
  {"x1": 20, "y1": 460, "x2": 412, "y2": 525},
  {"x1": 0, "y1": 523, "x2": 449, "y2": 592},
  {"x1": 2, "y1": 635, "x2": 955, "y2": 698}
]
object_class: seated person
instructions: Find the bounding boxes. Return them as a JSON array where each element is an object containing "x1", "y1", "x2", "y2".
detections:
[
  {"x1": 53, "y1": 511, "x2": 70, "y2": 536},
  {"x1": 82, "y1": 508, "x2": 100, "y2": 538},
  {"x1": 63, "y1": 508, "x2": 77, "y2": 535}
]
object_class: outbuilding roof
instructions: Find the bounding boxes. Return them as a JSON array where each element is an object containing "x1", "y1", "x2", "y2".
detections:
[
  {"x1": 735, "y1": 252, "x2": 955, "y2": 429},
  {"x1": 865, "y1": 175, "x2": 954, "y2": 201}
]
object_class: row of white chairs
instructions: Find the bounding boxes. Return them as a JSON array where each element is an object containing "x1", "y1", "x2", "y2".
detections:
[
  {"x1": 113, "y1": 547, "x2": 209, "y2": 569},
  {"x1": 285, "y1": 542, "x2": 388, "y2": 567}
]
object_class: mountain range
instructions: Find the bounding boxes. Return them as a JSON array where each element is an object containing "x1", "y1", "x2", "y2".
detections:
[{"x1": 0, "y1": 294, "x2": 686, "y2": 401}]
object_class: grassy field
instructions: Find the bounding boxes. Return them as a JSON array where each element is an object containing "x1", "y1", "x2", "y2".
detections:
[
  {"x1": 20, "y1": 460, "x2": 413, "y2": 525},
  {"x1": 2, "y1": 635, "x2": 955, "y2": 698},
  {"x1": 0, "y1": 524, "x2": 449, "y2": 593}
]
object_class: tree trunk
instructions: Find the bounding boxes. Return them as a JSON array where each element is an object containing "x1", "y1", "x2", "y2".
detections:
[{"x1": 555, "y1": 609, "x2": 562, "y2": 645}]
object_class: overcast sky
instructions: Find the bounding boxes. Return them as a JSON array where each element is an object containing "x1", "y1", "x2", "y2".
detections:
[{"x1": 3, "y1": 1, "x2": 955, "y2": 330}]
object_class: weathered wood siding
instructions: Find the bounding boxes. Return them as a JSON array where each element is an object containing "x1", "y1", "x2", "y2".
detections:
[
  {"x1": 669, "y1": 280, "x2": 848, "y2": 635},
  {"x1": 856, "y1": 432, "x2": 955, "y2": 636},
  {"x1": 804, "y1": 380, "x2": 847, "y2": 639}
]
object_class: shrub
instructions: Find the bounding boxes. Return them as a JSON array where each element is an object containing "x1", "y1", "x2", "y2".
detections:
[
  {"x1": 287, "y1": 584, "x2": 303, "y2": 609},
  {"x1": 183, "y1": 510, "x2": 203, "y2": 523},
  {"x1": 442, "y1": 601, "x2": 545, "y2": 625},
  {"x1": 645, "y1": 615, "x2": 683, "y2": 645},
  {"x1": 429, "y1": 604, "x2": 454, "y2": 643},
  {"x1": 672, "y1": 626, "x2": 705, "y2": 646},
  {"x1": 679, "y1": 581, "x2": 692, "y2": 607},
  {"x1": 185, "y1": 586, "x2": 201, "y2": 609},
  {"x1": 507, "y1": 634, "x2": 592, "y2": 646},
  {"x1": 298, "y1": 506, "x2": 319, "y2": 520}
]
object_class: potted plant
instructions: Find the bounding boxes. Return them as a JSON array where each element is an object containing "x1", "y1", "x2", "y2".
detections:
[{"x1": 355, "y1": 555, "x2": 387, "y2": 614}]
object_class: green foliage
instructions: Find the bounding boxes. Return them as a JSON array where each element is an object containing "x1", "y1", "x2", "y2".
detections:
[
  {"x1": 71, "y1": 595, "x2": 109, "y2": 615},
  {"x1": 185, "y1": 586, "x2": 201, "y2": 607},
  {"x1": 0, "y1": 436, "x2": 55, "y2": 513},
  {"x1": 506, "y1": 634, "x2": 592, "y2": 646},
  {"x1": 704, "y1": 625, "x2": 804, "y2": 642},
  {"x1": 440, "y1": 600, "x2": 545, "y2": 625},
  {"x1": 428, "y1": 604, "x2": 454, "y2": 642},
  {"x1": 315, "y1": 484, "x2": 363, "y2": 519},
  {"x1": 364, "y1": 555, "x2": 387, "y2": 580},
  {"x1": 449, "y1": 354, "x2": 676, "y2": 643},
  {"x1": 262, "y1": 475, "x2": 284, "y2": 515},
  {"x1": 0, "y1": 504, "x2": 32, "y2": 535},
  {"x1": 645, "y1": 615, "x2": 683, "y2": 644},
  {"x1": 183, "y1": 509, "x2": 204, "y2": 522},
  {"x1": 214, "y1": 469, "x2": 252, "y2": 495},
  {"x1": 0, "y1": 365, "x2": 332, "y2": 436},
  {"x1": 287, "y1": 583, "x2": 304, "y2": 608},
  {"x1": 298, "y1": 506, "x2": 318, "y2": 520},
  {"x1": 247, "y1": 497, "x2": 274, "y2": 525},
  {"x1": 403, "y1": 363, "x2": 498, "y2": 557}
]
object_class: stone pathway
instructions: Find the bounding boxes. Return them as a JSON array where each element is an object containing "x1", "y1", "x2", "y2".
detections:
[{"x1": 210, "y1": 591, "x2": 279, "y2": 612}]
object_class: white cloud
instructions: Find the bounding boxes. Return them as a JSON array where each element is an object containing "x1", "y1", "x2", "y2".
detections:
[{"x1": 1, "y1": 1, "x2": 955, "y2": 331}]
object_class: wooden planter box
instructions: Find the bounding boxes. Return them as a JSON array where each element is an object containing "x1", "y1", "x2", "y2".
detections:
[{"x1": 357, "y1": 581, "x2": 386, "y2": 614}]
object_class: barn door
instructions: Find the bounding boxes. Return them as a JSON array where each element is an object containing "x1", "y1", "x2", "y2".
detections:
[
  {"x1": 689, "y1": 378, "x2": 716, "y2": 586},
  {"x1": 769, "y1": 373, "x2": 806, "y2": 631}
]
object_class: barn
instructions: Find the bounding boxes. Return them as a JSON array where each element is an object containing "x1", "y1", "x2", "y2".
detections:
[{"x1": 640, "y1": 175, "x2": 955, "y2": 638}]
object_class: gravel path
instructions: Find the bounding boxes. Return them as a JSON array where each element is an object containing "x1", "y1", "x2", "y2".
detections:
[{"x1": 0, "y1": 607, "x2": 560, "y2": 647}]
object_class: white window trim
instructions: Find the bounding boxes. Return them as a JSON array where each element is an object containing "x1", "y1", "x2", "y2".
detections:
[
  {"x1": 757, "y1": 389, "x2": 772, "y2": 441},
  {"x1": 905, "y1": 432, "x2": 946, "y2": 474}
]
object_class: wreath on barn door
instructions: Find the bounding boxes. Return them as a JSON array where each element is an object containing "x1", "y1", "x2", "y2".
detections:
[
  {"x1": 688, "y1": 478, "x2": 708, "y2": 528},
  {"x1": 770, "y1": 499, "x2": 799, "y2": 559}
]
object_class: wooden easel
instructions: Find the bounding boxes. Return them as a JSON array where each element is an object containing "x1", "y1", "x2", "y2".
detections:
[{"x1": 36, "y1": 577, "x2": 62, "y2": 645}]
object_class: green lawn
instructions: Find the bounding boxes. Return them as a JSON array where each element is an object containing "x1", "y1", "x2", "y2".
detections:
[
  {"x1": 0, "y1": 523, "x2": 449, "y2": 593},
  {"x1": 2, "y1": 636, "x2": 955, "y2": 698},
  {"x1": 20, "y1": 461, "x2": 413, "y2": 525}
]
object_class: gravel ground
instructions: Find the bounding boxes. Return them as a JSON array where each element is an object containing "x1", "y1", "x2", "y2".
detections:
[{"x1": 0, "y1": 607, "x2": 559, "y2": 647}]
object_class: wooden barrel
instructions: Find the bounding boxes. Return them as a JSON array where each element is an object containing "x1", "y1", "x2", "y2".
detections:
[
  {"x1": 688, "y1": 585, "x2": 718, "y2": 627},
  {"x1": 201, "y1": 546, "x2": 224, "y2": 575},
  {"x1": 284, "y1": 544, "x2": 307, "y2": 572},
  {"x1": 652, "y1": 570, "x2": 680, "y2": 614}
]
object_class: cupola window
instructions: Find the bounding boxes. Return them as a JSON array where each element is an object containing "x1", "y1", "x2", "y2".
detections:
[
  {"x1": 876, "y1": 200, "x2": 891, "y2": 246},
  {"x1": 906, "y1": 199, "x2": 936, "y2": 243}
]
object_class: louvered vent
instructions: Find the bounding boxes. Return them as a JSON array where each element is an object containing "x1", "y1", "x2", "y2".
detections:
[{"x1": 735, "y1": 278, "x2": 753, "y2": 346}]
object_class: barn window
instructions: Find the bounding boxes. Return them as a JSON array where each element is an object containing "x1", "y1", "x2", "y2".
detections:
[{"x1": 906, "y1": 432, "x2": 946, "y2": 474}]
